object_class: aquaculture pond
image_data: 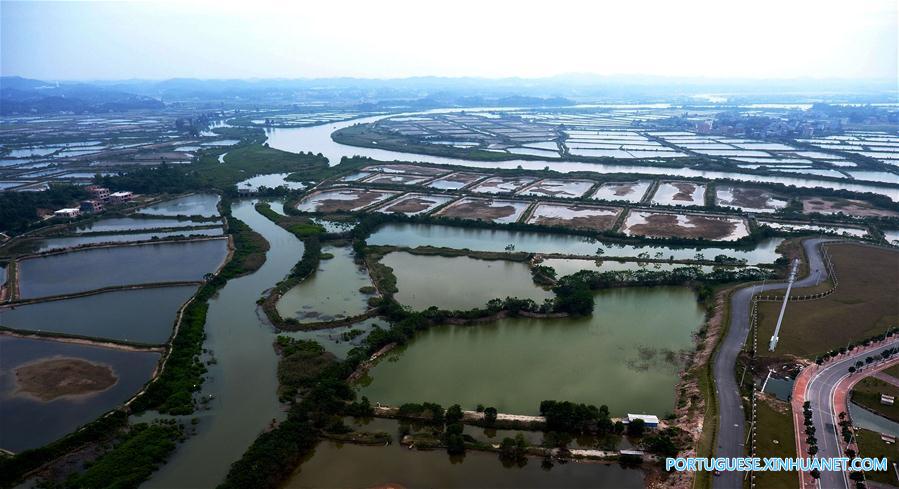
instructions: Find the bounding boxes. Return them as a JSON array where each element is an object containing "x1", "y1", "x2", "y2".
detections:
[
  {"x1": 16, "y1": 239, "x2": 229, "y2": 299},
  {"x1": 0, "y1": 335, "x2": 160, "y2": 453},
  {"x1": 137, "y1": 193, "x2": 221, "y2": 217},
  {"x1": 27, "y1": 228, "x2": 224, "y2": 254},
  {"x1": 381, "y1": 252, "x2": 552, "y2": 311},
  {"x1": 0, "y1": 286, "x2": 197, "y2": 344},
  {"x1": 264, "y1": 113, "x2": 899, "y2": 202},
  {"x1": 144, "y1": 200, "x2": 303, "y2": 488},
  {"x1": 358, "y1": 287, "x2": 704, "y2": 416},
  {"x1": 72, "y1": 217, "x2": 217, "y2": 233},
  {"x1": 276, "y1": 245, "x2": 374, "y2": 323},
  {"x1": 367, "y1": 223, "x2": 785, "y2": 265},
  {"x1": 284, "y1": 417, "x2": 643, "y2": 489}
]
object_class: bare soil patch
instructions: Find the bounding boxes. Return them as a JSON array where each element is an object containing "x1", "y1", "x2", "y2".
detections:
[
  {"x1": 628, "y1": 213, "x2": 738, "y2": 240},
  {"x1": 15, "y1": 357, "x2": 117, "y2": 401},
  {"x1": 801, "y1": 197, "x2": 899, "y2": 218},
  {"x1": 440, "y1": 172, "x2": 485, "y2": 184},
  {"x1": 671, "y1": 182, "x2": 699, "y2": 201},
  {"x1": 728, "y1": 188, "x2": 778, "y2": 209},
  {"x1": 313, "y1": 189, "x2": 396, "y2": 213},
  {"x1": 528, "y1": 205, "x2": 621, "y2": 231},
  {"x1": 438, "y1": 200, "x2": 517, "y2": 221},
  {"x1": 381, "y1": 197, "x2": 436, "y2": 214}
]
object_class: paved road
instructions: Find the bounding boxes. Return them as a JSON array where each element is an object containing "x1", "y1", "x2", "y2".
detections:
[
  {"x1": 804, "y1": 340, "x2": 899, "y2": 489},
  {"x1": 712, "y1": 238, "x2": 831, "y2": 489}
]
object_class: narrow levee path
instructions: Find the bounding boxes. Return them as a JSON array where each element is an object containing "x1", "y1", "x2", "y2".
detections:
[
  {"x1": 712, "y1": 238, "x2": 831, "y2": 489},
  {"x1": 143, "y1": 200, "x2": 304, "y2": 488}
]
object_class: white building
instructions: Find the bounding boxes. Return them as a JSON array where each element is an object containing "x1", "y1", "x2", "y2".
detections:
[
  {"x1": 53, "y1": 208, "x2": 82, "y2": 218},
  {"x1": 626, "y1": 414, "x2": 659, "y2": 427}
]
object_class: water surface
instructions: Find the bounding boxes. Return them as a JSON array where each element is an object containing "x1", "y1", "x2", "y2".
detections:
[
  {"x1": 276, "y1": 246, "x2": 373, "y2": 322},
  {"x1": 144, "y1": 200, "x2": 303, "y2": 488},
  {"x1": 284, "y1": 417, "x2": 644, "y2": 489},
  {"x1": 368, "y1": 223, "x2": 784, "y2": 265},
  {"x1": 0, "y1": 335, "x2": 160, "y2": 452},
  {"x1": 138, "y1": 194, "x2": 221, "y2": 217},
  {"x1": 382, "y1": 252, "x2": 552, "y2": 311},
  {"x1": 17, "y1": 239, "x2": 228, "y2": 299},
  {"x1": 0, "y1": 286, "x2": 197, "y2": 344},
  {"x1": 359, "y1": 287, "x2": 704, "y2": 416}
]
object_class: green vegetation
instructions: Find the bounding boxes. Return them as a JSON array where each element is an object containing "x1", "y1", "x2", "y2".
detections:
[
  {"x1": 850, "y1": 377, "x2": 899, "y2": 423},
  {"x1": 757, "y1": 243, "x2": 899, "y2": 360},
  {"x1": 0, "y1": 184, "x2": 89, "y2": 234},
  {"x1": 539, "y1": 400, "x2": 613, "y2": 434},
  {"x1": 64, "y1": 422, "x2": 182, "y2": 489},
  {"x1": 275, "y1": 337, "x2": 338, "y2": 401},
  {"x1": 0, "y1": 411, "x2": 128, "y2": 487},
  {"x1": 255, "y1": 202, "x2": 325, "y2": 239},
  {"x1": 753, "y1": 397, "x2": 799, "y2": 489},
  {"x1": 856, "y1": 427, "x2": 899, "y2": 486}
]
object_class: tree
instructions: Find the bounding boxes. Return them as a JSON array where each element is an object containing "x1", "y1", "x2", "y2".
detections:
[
  {"x1": 445, "y1": 404, "x2": 463, "y2": 425},
  {"x1": 484, "y1": 407, "x2": 498, "y2": 425},
  {"x1": 445, "y1": 423, "x2": 465, "y2": 455},
  {"x1": 627, "y1": 419, "x2": 646, "y2": 438}
]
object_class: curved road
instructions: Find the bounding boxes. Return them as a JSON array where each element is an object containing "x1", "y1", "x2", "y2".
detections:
[
  {"x1": 804, "y1": 339, "x2": 899, "y2": 489},
  {"x1": 712, "y1": 238, "x2": 831, "y2": 489}
]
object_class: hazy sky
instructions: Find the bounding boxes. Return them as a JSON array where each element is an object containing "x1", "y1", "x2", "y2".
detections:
[{"x1": 2, "y1": 0, "x2": 897, "y2": 81}]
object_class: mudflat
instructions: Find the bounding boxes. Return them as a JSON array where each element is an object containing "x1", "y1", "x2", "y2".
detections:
[{"x1": 15, "y1": 357, "x2": 117, "y2": 401}]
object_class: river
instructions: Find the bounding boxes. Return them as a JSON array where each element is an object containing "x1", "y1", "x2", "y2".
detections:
[
  {"x1": 144, "y1": 200, "x2": 303, "y2": 488},
  {"x1": 264, "y1": 112, "x2": 899, "y2": 202}
]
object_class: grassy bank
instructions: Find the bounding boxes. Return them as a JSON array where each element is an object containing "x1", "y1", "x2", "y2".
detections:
[{"x1": 756, "y1": 243, "x2": 899, "y2": 360}]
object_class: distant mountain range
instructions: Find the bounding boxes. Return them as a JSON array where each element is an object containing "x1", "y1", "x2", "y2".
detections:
[
  {"x1": 1, "y1": 76, "x2": 165, "y2": 115},
  {"x1": 1, "y1": 75, "x2": 896, "y2": 115}
]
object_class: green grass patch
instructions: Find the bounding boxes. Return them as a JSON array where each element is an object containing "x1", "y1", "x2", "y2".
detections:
[
  {"x1": 756, "y1": 243, "x2": 899, "y2": 360},
  {"x1": 856, "y1": 427, "x2": 899, "y2": 486},
  {"x1": 753, "y1": 397, "x2": 798, "y2": 489},
  {"x1": 851, "y1": 377, "x2": 899, "y2": 423}
]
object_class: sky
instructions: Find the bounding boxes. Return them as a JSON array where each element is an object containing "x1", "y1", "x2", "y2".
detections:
[{"x1": 1, "y1": 0, "x2": 897, "y2": 81}]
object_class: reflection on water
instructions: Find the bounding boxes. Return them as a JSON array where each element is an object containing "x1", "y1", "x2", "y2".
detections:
[
  {"x1": 284, "y1": 418, "x2": 643, "y2": 489},
  {"x1": 144, "y1": 200, "x2": 304, "y2": 488},
  {"x1": 0, "y1": 286, "x2": 197, "y2": 344},
  {"x1": 368, "y1": 223, "x2": 785, "y2": 265},
  {"x1": 383, "y1": 252, "x2": 553, "y2": 311},
  {"x1": 359, "y1": 287, "x2": 704, "y2": 416},
  {"x1": 17, "y1": 239, "x2": 229, "y2": 299}
]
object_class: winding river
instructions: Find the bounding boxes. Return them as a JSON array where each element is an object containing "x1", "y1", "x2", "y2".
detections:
[{"x1": 264, "y1": 111, "x2": 899, "y2": 202}]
